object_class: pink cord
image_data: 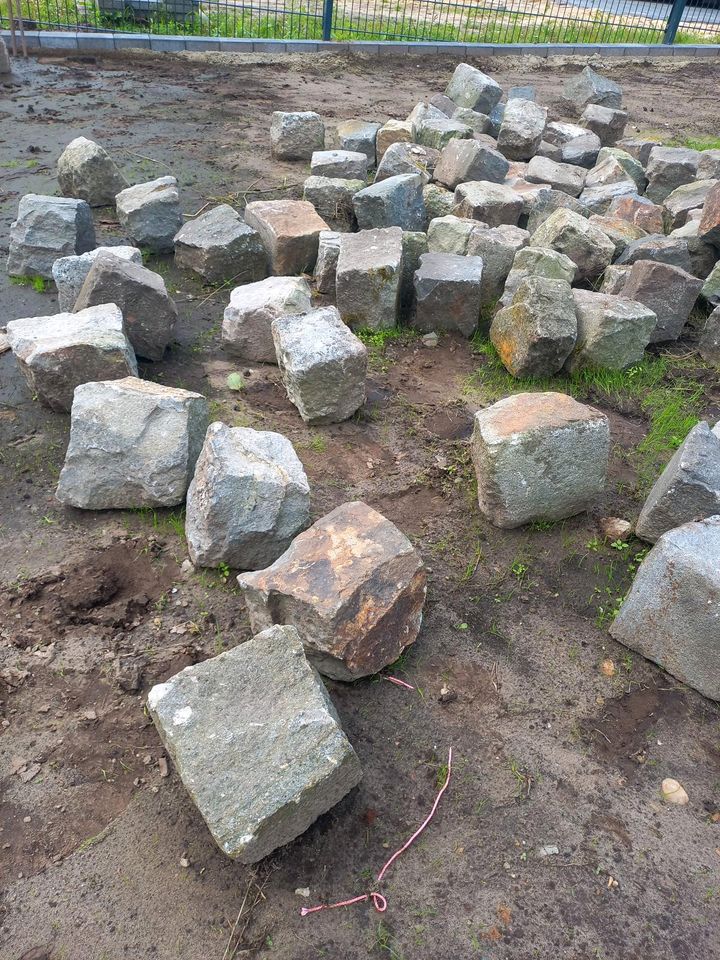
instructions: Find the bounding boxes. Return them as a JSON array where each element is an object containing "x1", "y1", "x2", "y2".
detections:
[
  {"x1": 383, "y1": 675, "x2": 415, "y2": 690},
  {"x1": 300, "y1": 747, "x2": 452, "y2": 917}
]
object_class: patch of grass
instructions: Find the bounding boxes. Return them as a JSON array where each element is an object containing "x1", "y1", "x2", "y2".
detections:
[
  {"x1": 356, "y1": 326, "x2": 417, "y2": 371},
  {"x1": 10, "y1": 274, "x2": 47, "y2": 292},
  {"x1": 681, "y1": 135, "x2": 720, "y2": 152}
]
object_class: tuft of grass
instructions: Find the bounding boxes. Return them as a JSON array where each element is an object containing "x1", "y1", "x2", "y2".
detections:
[
  {"x1": 681, "y1": 135, "x2": 720, "y2": 152},
  {"x1": 10, "y1": 274, "x2": 47, "y2": 292}
]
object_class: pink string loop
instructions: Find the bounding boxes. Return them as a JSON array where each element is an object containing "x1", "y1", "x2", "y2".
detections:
[{"x1": 300, "y1": 747, "x2": 452, "y2": 918}]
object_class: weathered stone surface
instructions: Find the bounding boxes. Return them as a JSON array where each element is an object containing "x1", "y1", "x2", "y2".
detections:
[
  {"x1": 600, "y1": 263, "x2": 632, "y2": 295},
  {"x1": 616, "y1": 137, "x2": 660, "y2": 167},
  {"x1": 74, "y1": 253, "x2": 177, "y2": 362},
  {"x1": 645, "y1": 146, "x2": 700, "y2": 204},
  {"x1": 610, "y1": 195, "x2": 664, "y2": 233},
  {"x1": 423, "y1": 182, "x2": 455, "y2": 219},
  {"x1": 454, "y1": 180, "x2": 523, "y2": 226},
  {"x1": 670, "y1": 218, "x2": 718, "y2": 280},
  {"x1": 491, "y1": 276, "x2": 577, "y2": 378},
  {"x1": 434, "y1": 139, "x2": 509, "y2": 190},
  {"x1": 52, "y1": 245, "x2": 141, "y2": 311},
  {"x1": 663, "y1": 179, "x2": 718, "y2": 231},
  {"x1": 635, "y1": 422, "x2": 720, "y2": 544},
  {"x1": 580, "y1": 104, "x2": 627, "y2": 147},
  {"x1": 587, "y1": 214, "x2": 646, "y2": 256},
  {"x1": 6, "y1": 304, "x2": 137, "y2": 413},
  {"x1": 222, "y1": 276, "x2": 312, "y2": 363},
  {"x1": 272, "y1": 307, "x2": 367, "y2": 424},
  {"x1": 376, "y1": 119, "x2": 415, "y2": 158},
  {"x1": 147, "y1": 624, "x2": 362, "y2": 861},
  {"x1": 353, "y1": 174, "x2": 426, "y2": 231},
  {"x1": 545, "y1": 121, "x2": 588, "y2": 147},
  {"x1": 525, "y1": 156, "x2": 586, "y2": 197},
  {"x1": 596, "y1": 147, "x2": 647, "y2": 192},
  {"x1": 530, "y1": 207, "x2": 614, "y2": 281},
  {"x1": 412, "y1": 252, "x2": 483, "y2": 337},
  {"x1": 336, "y1": 120, "x2": 381, "y2": 165},
  {"x1": 416, "y1": 118, "x2": 473, "y2": 151},
  {"x1": 584, "y1": 155, "x2": 636, "y2": 190},
  {"x1": 55, "y1": 376, "x2": 208, "y2": 507},
  {"x1": 406, "y1": 102, "x2": 447, "y2": 127},
  {"x1": 336, "y1": 227, "x2": 403, "y2": 330},
  {"x1": 57, "y1": 136, "x2": 128, "y2": 207},
  {"x1": 429, "y1": 94, "x2": 457, "y2": 117},
  {"x1": 185, "y1": 423, "x2": 310, "y2": 569},
  {"x1": 244, "y1": 199, "x2": 329, "y2": 276},
  {"x1": 525, "y1": 189, "x2": 588, "y2": 234},
  {"x1": 427, "y1": 215, "x2": 481, "y2": 255},
  {"x1": 174, "y1": 204, "x2": 267, "y2": 284},
  {"x1": 270, "y1": 111, "x2": 324, "y2": 160},
  {"x1": 698, "y1": 150, "x2": 720, "y2": 180},
  {"x1": 497, "y1": 98, "x2": 547, "y2": 161},
  {"x1": 375, "y1": 142, "x2": 438, "y2": 184},
  {"x1": 452, "y1": 106, "x2": 491, "y2": 133},
  {"x1": 578, "y1": 180, "x2": 637, "y2": 216},
  {"x1": 615, "y1": 234, "x2": 693, "y2": 273},
  {"x1": 499, "y1": 245, "x2": 576, "y2": 308},
  {"x1": 466, "y1": 224, "x2": 529, "y2": 309},
  {"x1": 610, "y1": 516, "x2": 720, "y2": 701},
  {"x1": 471, "y1": 392, "x2": 610, "y2": 528},
  {"x1": 314, "y1": 230, "x2": 341, "y2": 295},
  {"x1": 237, "y1": 501, "x2": 426, "y2": 680},
  {"x1": 310, "y1": 149, "x2": 368, "y2": 181},
  {"x1": 620, "y1": 260, "x2": 703, "y2": 343},
  {"x1": 561, "y1": 66, "x2": 623, "y2": 115},
  {"x1": 699, "y1": 180, "x2": 720, "y2": 246},
  {"x1": 537, "y1": 140, "x2": 563, "y2": 162},
  {"x1": 400, "y1": 230, "x2": 428, "y2": 315},
  {"x1": 561, "y1": 132, "x2": 602, "y2": 169},
  {"x1": 303, "y1": 175, "x2": 364, "y2": 224},
  {"x1": 701, "y1": 261, "x2": 720, "y2": 309},
  {"x1": 7, "y1": 194, "x2": 95, "y2": 279},
  {"x1": 699, "y1": 306, "x2": 720, "y2": 365},
  {"x1": 445, "y1": 63, "x2": 502, "y2": 114},
  {"x1": 116, "y1": 177, "x2": 182, "y2": 253},
  {"x1": 566, "y1": 289, "x2": 657, "y2": 372}
]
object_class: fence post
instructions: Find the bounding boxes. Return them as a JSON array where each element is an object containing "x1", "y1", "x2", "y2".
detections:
[
  {"x1": 663, "y1": 0, "x2": 688, "y2": 44},
  {"x1": 322, "y1": 0, "x2": 334, "y2": 41}
]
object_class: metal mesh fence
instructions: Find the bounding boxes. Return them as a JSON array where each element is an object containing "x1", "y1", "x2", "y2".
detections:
[{"x1": 1, "y1": 0, "x2": 719, "y2": 43}]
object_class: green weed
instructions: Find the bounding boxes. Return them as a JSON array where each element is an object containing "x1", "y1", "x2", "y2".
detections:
[{"x1": 10, "y1": 274, "x2": 47, "y2": 292}]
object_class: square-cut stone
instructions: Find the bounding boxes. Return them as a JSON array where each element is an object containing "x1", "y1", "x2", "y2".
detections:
[
  {"x1": 52, "y1": 245, "x2": 141, "y2": 311},
  {"x1": 377, "y1": 119, "x2": 415, "y2": 158},
  {"x1": 580, "y1": 104, "x2": 628, "y2": 147},
  {"x1": 57, "y1": 136, "x2": 128, "y2": 207},
  {"x1": 413, "y1": 252, "x2": 483, "y2": 337},
  {"x1": 270, "y1": 111, "x2": 324, "y2": 160},
  {"x1": 445, "y1": 63, "x2": 502, "y2": 113},
  {"x1": 147, "y1": 624, "x2": 362, "y2": 862},
  {"x1": 55, "y1": 376, "x2": 208, "y2": 508},
  {"x1": 222, "y1": 276, "x2": 312, "y2": 363},
  {"x1": 314, "y1": 230, "x2": 341, "y2": 294},
  {"x1": 303, "y1": 175, "x2": 364, "y2": 224},
  {"x1": 471, "y1": 392, "x2": 610, "y2": 528},
  {"x1": 566, "y1": 289, "x2": 657, "y2": 372},
  {"x1": 416, "y1": 117, "x2": 473, "y2": 151},
  {"x1": 8, "y1": 194, "x2": 96, "y2": 279},
  {"x1": 530, "y1": 207, "x2": 615, "y2": 280},
  {"x1": 433, "y1": 139, "x2": 509, "y2": 190},
  {"x1": 620, "y1": 259, "x2": 703, "y2": 343},
  {"x1": 454, "y1": 180, "x2": 523, "y2": 227},
  {"x1": 174, "y1": 204, "x2": 268, "y2": 284},
  {"x1": 272, "y1": 306, "x2": 367, "y2": 424},
  {"x1": 310, "y1": 149, "x2": 368, "y2": 180},
  {"x1": 244, "y1": 200, "x2": 329, "y2": 276},
  {"x1": 336, "y1": 120, "x2": 381, "y2": 165},
  {"x1": 6, "y1": 304, "x2": 137, "y2": 413},
  {"x1": 645, "y1": 146, "x2": 700, "y2": 204},
  {"x1": 526, "y1": 156, "x2": 586, "y2": 197},
  {"x1": 375, "y1": 142, "x2": 439, "y2": 184},
  {"x1": 237, "y1": 501, "x2": 426, "y2": 680},
  {"x1": 336, "y1": 227, "x2": 403, "y2": 330},
  {"x1": 115, "y1": 176, "x2": 183, "y2": 253},
  {"x1": 497, "y1": 98, "x2": 548, "y2": 161},
  {"x1": 352, "y1": 174, "x2": 426, "y2": 231}
]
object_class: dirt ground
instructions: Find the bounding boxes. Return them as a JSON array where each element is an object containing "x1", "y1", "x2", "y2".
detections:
[{"x1": 1, "y1": 49, "x2": 720, "y2": 960}]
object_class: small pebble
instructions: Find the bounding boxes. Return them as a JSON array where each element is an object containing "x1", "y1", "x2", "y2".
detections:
[{"x1": 661, "y1": 778, "x2": 689, "y2": 805}]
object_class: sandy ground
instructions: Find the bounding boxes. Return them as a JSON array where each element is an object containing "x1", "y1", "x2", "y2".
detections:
[{"x1": 1, "y1": 49, "x2": 720, "y2": 960}]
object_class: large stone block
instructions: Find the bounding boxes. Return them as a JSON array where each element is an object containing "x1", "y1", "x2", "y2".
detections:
[
  {"x1": 375, "y1": 142, "x2": 438, "y2": 184},
  {"x1": 526, "y1": 189, "x2": 588, "y2": 234},
  {"x1": 465, "y1": 223, "x2": 529, "y2": 309},
  {"x1": 6, "y1": 304, "x2": 137, "y2": 413},
  {"x1": 427, "y1": 214, "x2": 482, "y2": 255},
  {"x1": 7, "y1": 194, "x2": 96, "y2": 279},
  {"x1": 566, "y1": 289, "x2": 657, "y2": 372},
  {"x1": 55, "y1": 377, "x2": 208, "y2": 508},
  {"x1": 578, "y1": 180, "x2": 637, "y2": 216},
  {"x1": 185, "y1": 423, "x2": 310, "y2": 569},
  {"x1": 525, "y1": 156, "x2": 586, "y2": 197},
  {"x1": 57, "y1": 136, "x2": 128, "y2": 207},
  {"x1": 454, "y1": 180, "x2": 523, "y2": 227},
  {"x1": 244, "y1": 199, "x2": 329, "y2": 276},
  {"x1": 336, "y1": 119, "x2": 381, "y2": 165},
  {"x1": 635, "y1": 422, "x2": 720, "y2": 544},
  {"x1": 699, "y1": 180, "x2": 720, "y2": 246},
  {"x1": 174, "y1": 204, "x2": 268, "y2": 284},
  {"x1": 610, "y1": 195, "x2": 664, "y2": 233},
  {"x1": 423, "y1": 183, "x2": 455, "y2": 220},
  {"x1": 580, "y1": 104, "x2": 627, "y2": 147},
  {"x1": 645, "y1": 146, "x2": 700, "y2": 204},
  {"x1": 587, "y1": 214, "x2": 646, "y2": 257},
  {"x1": 497, "y1": 98, "x2": 547, "y2": 161},
  {"x1": 490, "y1": 276, "x2": 577, "y2": 378},
  {"x1": 615, "y1": 234, "x2": 693, "y2": 273},
  {"x1": 663, "y1": 179, "x2": 717, "y2": 231},
  {"x1": 530, "y1": 207, "x2": 614, "y2": 281},
  {"x1": 433, "y1": 138, "x2": 509, "y2": 190},
  {"x1": 544, "y1": 121, "x2": 588, "y2": 147},
  {"x1": 314, "y1": 230, "x2": 341, "y2": 295},
  {"x1": 620, "y1": 259, "x2": 702, "y2": 343},
  {"x1": 272, "y1": 307, "x2": 367, "y2": 424},
  {"x1": 499, "y1": 245, "x2": 576, "y2": 308},
  {"x1": 336, "y1": 227, "x2": 403, "y2": 330},
  {"x1": 352, "y1": 174, "x2": 426, "y2": 231},
  {"x1": 376, "y1": 119, "x2": 415, "y2": 158},
  {"x1": 303, "y1": 175, "x2": 365, "y2": 224},
  {"x1": 610, "y1": 517, "x2": 720, "y2": 701},
  {"x1": 452, "y1": 106, "x2": 491, "y2": 134},
  {"x1": 600, "y1": 263, "x2": 632, "y2": 295},
  {"x1": 616, "y1": 137, "x2": 660, "y2": 167},
  {"x1": 73, "y1": 254, "x2": 176, "y2": 362},
  {"x1": 471, "y1": 392, "x2": 610, "y2": 528},
  {"x1": 237, "y1": 501, "x2": 426, "y2": 680},
  {"x1": 52, "y1": 245, "x2": 141, "y2": 311},
  {"x1": 270, "y1": 111, "x2": 324, "y2": 160},
  {"x1": 310, "y1": 149, "x2": 369, "y2": 181},
  {"x1": 116, "y1": 176, "x2": 183, "y2": 253},
  {"x1": 596, "y1": 147, "x2": 646, "y2": 192},
  {"x1": 698, "y1": 150, "x2": 720, "y2": 180},
  {"x1": 222, "y1": 276, "x2": 312, "y2": 363},
  {"x1": 560, "y1": 132, "x2": 602, "y2": 169},
  {"x1": 445, "y1": 63, "x2": 502, "y2": 114},
  {"x1": 147, "y1": 624, "x2": 362, "y2": 861},
  {"x1": 561, "y1": 66, "x2": 623, "y2": 114},
  {"x1": 412, "y1": 252, "x2": 483, "y2": 337},
  {"x1": 416, "y1": 118, "x2": 473, "y2": 151}
]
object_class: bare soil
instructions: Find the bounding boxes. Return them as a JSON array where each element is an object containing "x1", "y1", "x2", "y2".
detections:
[{"x1": 1, "y1": 50, "x2": 720, "y2": 960}]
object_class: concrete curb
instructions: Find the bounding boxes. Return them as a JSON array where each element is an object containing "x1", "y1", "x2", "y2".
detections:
[{"x1": 3, "y1": 29, "x2": 720, "y2": 57}]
